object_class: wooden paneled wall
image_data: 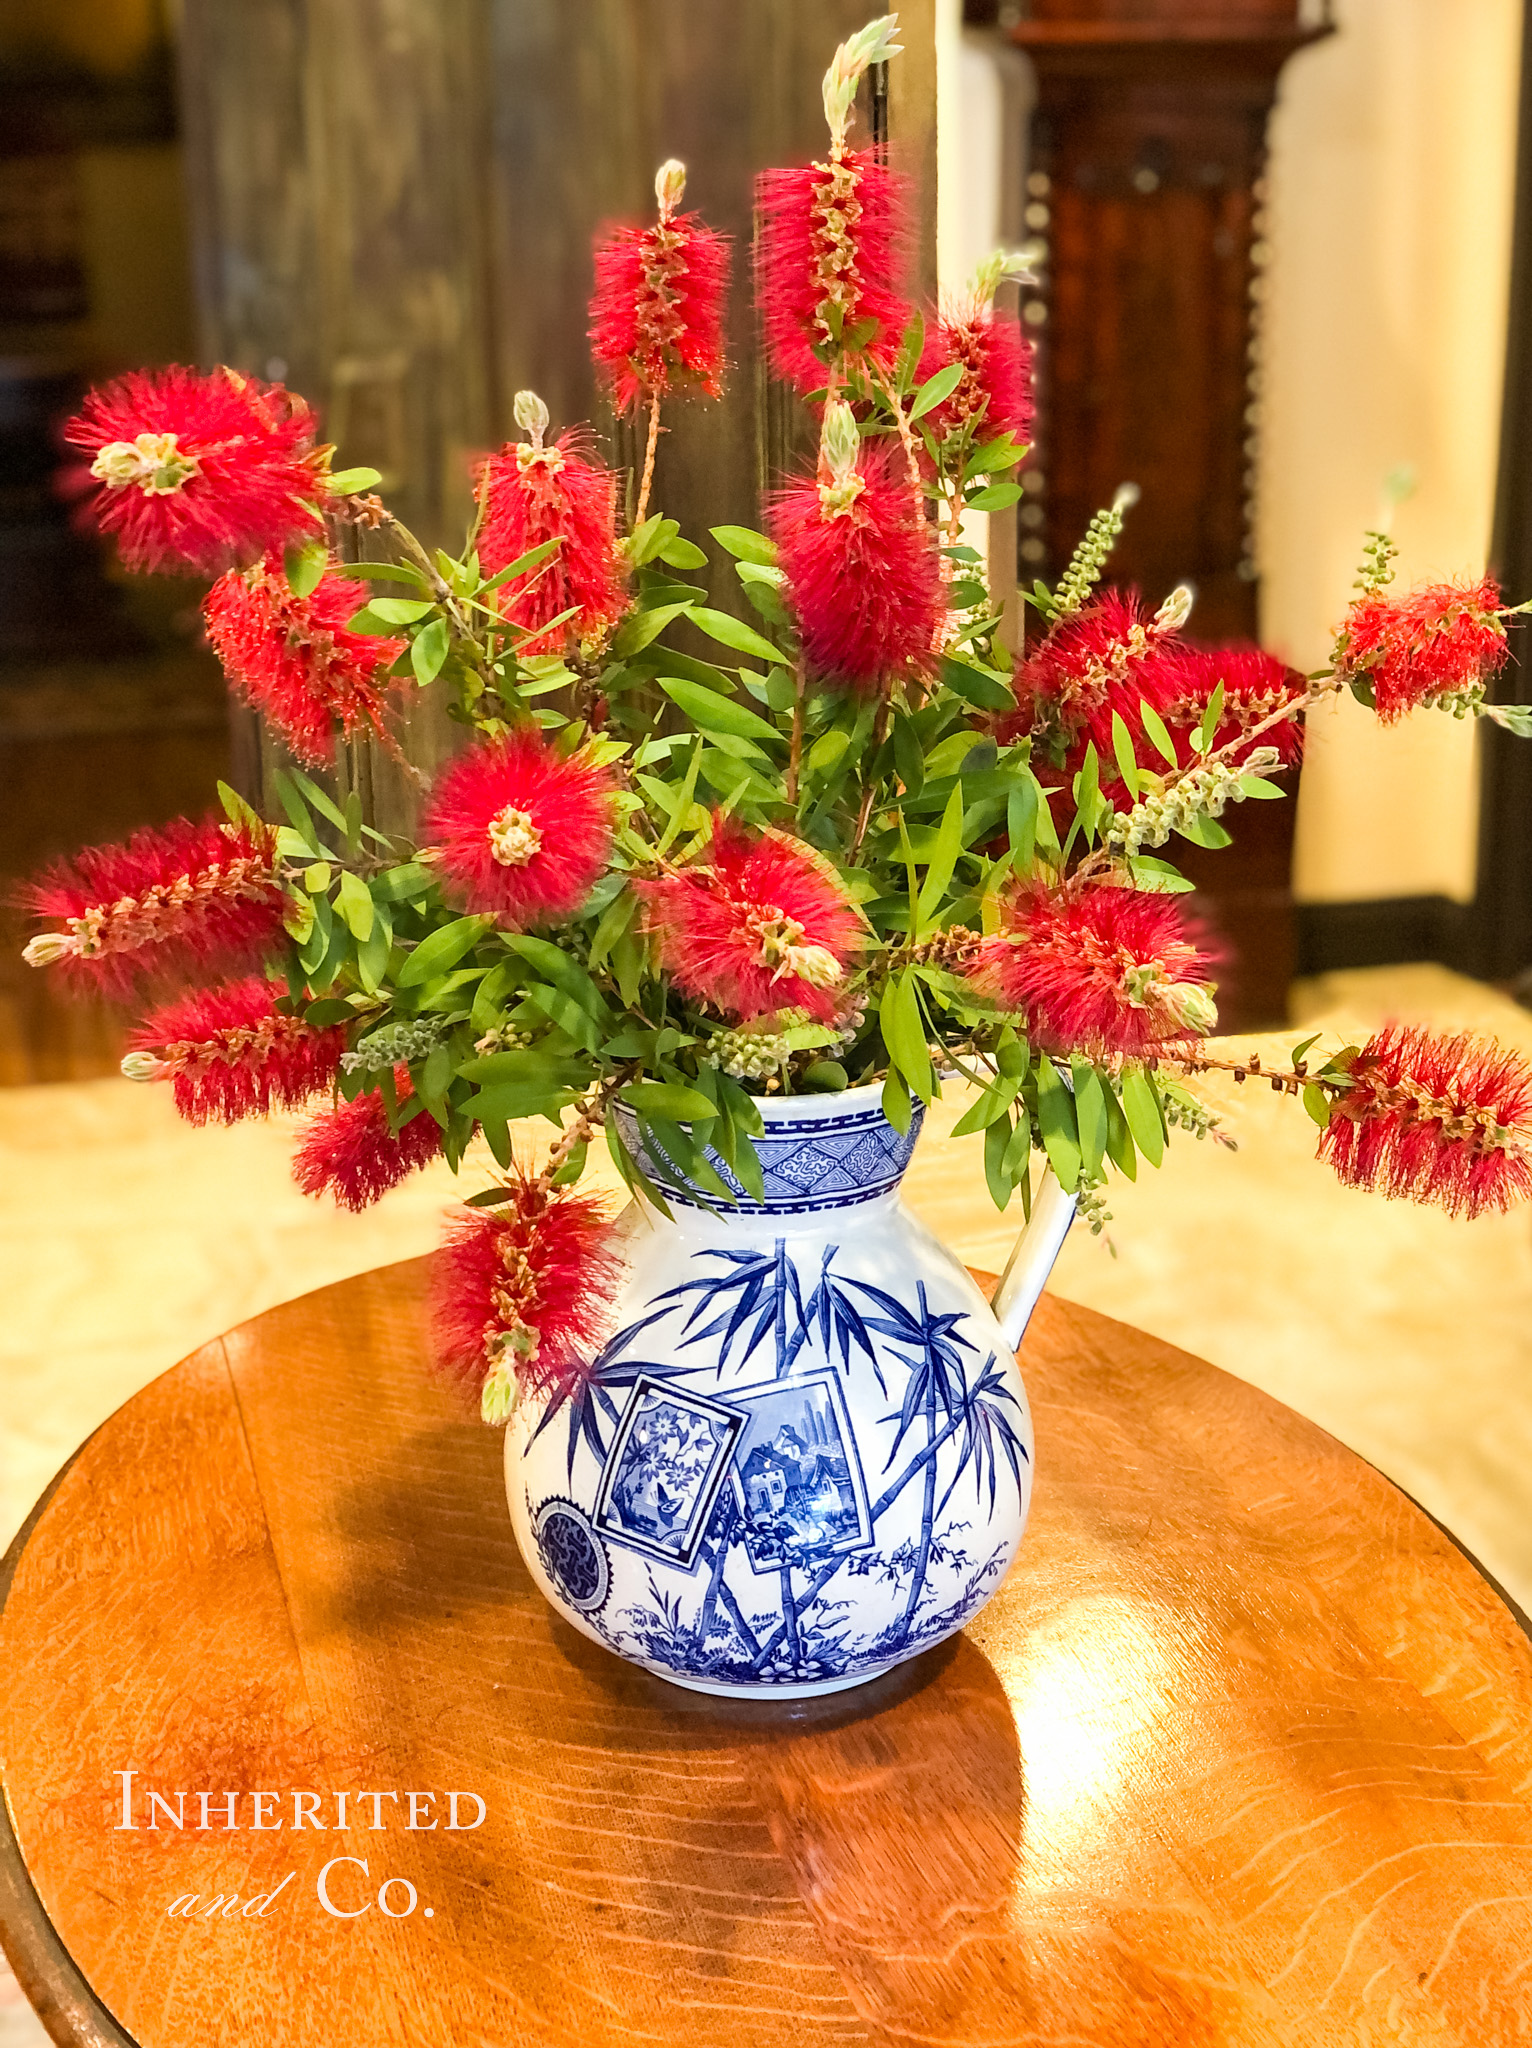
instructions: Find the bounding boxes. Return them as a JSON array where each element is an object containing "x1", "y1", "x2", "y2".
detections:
[{"x1": 177, "y1": 1, "x2": 937, "y2": 830}]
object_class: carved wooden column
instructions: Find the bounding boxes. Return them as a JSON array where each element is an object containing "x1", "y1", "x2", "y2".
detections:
[{"x1": 967, "y1": 0, "x2": 1331, "y2": 1025}]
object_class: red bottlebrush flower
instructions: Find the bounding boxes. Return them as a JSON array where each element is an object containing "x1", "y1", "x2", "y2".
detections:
[
  {"x1": 969, "y1": 882, "x2": 1219, "y2": 1060},
  {"x1": 23, "y1": 815, "x2": 286, "y2": 998},
  {"x1": 1161, "y1": 645, "x2": 1307, "y2": 771},
  {"x1": 638, "y1": 816, "x2": 864, "y2": 1026},
  {"x1": 124, "y1": 976, "x2": 344, "y2": 1125},
  {"x1": 590, "y1": 211, "x2": 730, "y2": 415},
  {"x1": 769, "y1": 441, "x2": 943, "y2": 695},
  {"x1": 476, "y1": 428, "x2": 627, "y2": 644},
  {"x1": 1318, "y1": 1024, "x2": 1532, "y2": 1219},
  {"x1": 203, "y1": 552, "x2": 404, "y2": 767},
  {"x1": 63, "y1": 365, "x2": 325, "y2": 576},
  {"x1": 1000, "y1": 591, "x2": 1183, "y2": 774},
  {"x1": 756, "y1": 148, "x2": 912, "y2": 394},
  {"x1": 434, "y1": 1171, "x2": 624, "y2": 1419},
  {"x1": 292, "y1": 1070, "x2": 445, "y2": 1212},
  {"x1": 1336, "y1": 576, "x2": 1508, "y2": 723},
  {"x1": 915, "y1": 308, "x2": 1035, "y2": 451},
  {"x1": 421, "y1": 730, "x2": 615, "y2": 929}
]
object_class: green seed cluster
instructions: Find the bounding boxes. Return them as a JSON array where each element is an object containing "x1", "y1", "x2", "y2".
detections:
[
  {"x1": 1107, "y1": 745, "x2": 1282, "y2": 854},
  {"x1": 342, "y1": 1019, "x2": 446, "y2": 1074},
  {"x1": 472, "y1": 1023, "x2": 536, "y2": 1057},
  {"x1": 1160, "y1": 1092, "x2": 1226, "y2": 1143},
  {"x1": 702, "y1": 1027, "x2": 793, "y2": 1082}
]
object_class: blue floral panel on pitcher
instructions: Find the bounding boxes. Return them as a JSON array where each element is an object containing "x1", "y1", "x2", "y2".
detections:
[
  {"x1": 727, "y1": 1371, "x2": 874, "y2": 1574},
  {"x1": 593, "y1": 1378, "x2": 744, "y2": 1568}
]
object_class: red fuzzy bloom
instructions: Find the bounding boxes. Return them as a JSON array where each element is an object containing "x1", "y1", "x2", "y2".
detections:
[
  {"x1": 1160, "y1": 644, "x2": 1307, "y2": 772},
  {"x1": 769, "y1": 444, "x2": 943, "y2": 694},
  {"x1": 1336, "y1": 576, "x2": 1508, "y2": 722},
  {"x1": 638, "y1": 817, "x2": 864, "y2": 1025},
  {"x1": 421, "y1": 730, "x2": 615, "y2": 928},
  {"x1": 590, "y1": 211, "x2": 730, "y2": 415},
  {"x1": 126, "y1": 977, "x2": 344, "y2": 1125},
  {"x1": 999, "y1": 591, "x2": 1182, "y2": 775},
  {"x1": 969, "y1": 882, "x2": 1219, "y2": 1059},
  {"x1": 434, "y1": 1172, "x2": 624, "y2": 1417},
  {"x1": 23, "y1": 815, "x2": 285, "y2": 998},
  {"x1": 756, "y1": 149, "x2": 912, "y2": 394},
  {"x1": 916, "y1": 309, "x2": 1035, "y2": 451},
  {"x1": 1318, "y1": 1024, "x2": 1532, "y2": 1219},
  {"x1": 203, "y1": 552, "x2": 404, "y2": 767},
  {"x1": 476, "y1": 432, "x2": 627, "y2": 644},
  {"x1": 63, "y1": 365, "x2": 325, "y2": 576},
  {"x1": 292, "y1": 1070, "x2": 444, "y2": 1212}
]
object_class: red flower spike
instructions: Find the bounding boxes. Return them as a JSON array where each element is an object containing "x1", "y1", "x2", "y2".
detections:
[
  {"x1": 915, "y1": 308, "x2": 1035, "y2": 451},
  {"x1": 638, "y1": 817, "x2": 864, "y2": 1026},
  {"x1": 476, "y1": 428, "x2": 627, "y2": 643},
  {"x1": 769, "y1": 442, "x2": 943, "y2": 695},
  {"x1": 421, "y1": 730, "x2": 616, "y2": 929},
  {"x1": 203, "y1": 553, "x2": 404, "y2": 767},
  {"x1": 434, "y1": 1172, "x2": 624, "y2": 1418},
  {"x1": 1335, "y1": 576, "x2": 1508, "y2": 722},
  {"x1": 756, "y1": 148, "x2": 913, "y2": 395},
  {"x1": 125, "y1": 977, "x2": 345, "y2": 1126},
  {"x1": 63, "y1": 365, "x2": 325, "y2": 576},
  {"x1": 292, "y1": 1070, "x2": 445, "y2": 1212},
  {"x1": 1318, "y1": 1024, "x2": 1532, "y2": 1219},
  {"x1": 970, "y1": 882, "x2": 1219, "y2": 1060},
  {"x1": 1161, "y1": 645, "x2": 1307, "y2": 772},
  {"x1": 590, "y1": 212, "x2": 730, "y2": 416},
  {"x1": 999, "y1": 590, "x2": 1183, "y2": 772},
  {"x1": 23, "y1": 816, "x2": 286, "y2": 999}
]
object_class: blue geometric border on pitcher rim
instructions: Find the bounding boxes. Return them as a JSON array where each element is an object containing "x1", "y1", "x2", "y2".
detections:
[{"x1": 609, "y1": 1099, "x2": 926, "y2": 1214}]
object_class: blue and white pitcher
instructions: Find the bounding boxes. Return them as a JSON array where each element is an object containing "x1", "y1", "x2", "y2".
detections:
[{"x1": 505, "y1": 1083, "x2": 1075, "y2": 1698}]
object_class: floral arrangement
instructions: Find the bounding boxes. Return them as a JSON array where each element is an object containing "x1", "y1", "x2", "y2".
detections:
[{"x1": 23, "y1": 16, "x2": 1532, "y2": 1422}]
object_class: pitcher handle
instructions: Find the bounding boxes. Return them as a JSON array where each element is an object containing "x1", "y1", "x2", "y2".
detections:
[{"x1": 990, "y1": 1170, "x2": 1076, "y2": 1355}]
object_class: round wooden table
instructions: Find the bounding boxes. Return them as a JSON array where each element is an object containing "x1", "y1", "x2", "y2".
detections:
[{"x1": 3, "y1": 1261, "x2": 1532, "y2": 2048}]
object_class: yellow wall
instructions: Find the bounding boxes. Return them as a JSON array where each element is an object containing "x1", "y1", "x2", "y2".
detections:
[{"x1": 1260, "y1": 0, "x2": 1522, "y2": 904}]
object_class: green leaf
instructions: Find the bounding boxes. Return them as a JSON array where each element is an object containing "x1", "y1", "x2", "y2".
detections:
[
  {"x1": 709, "y1": 525, "x2": 778, "y2": 566},
  {"x1": 657, "y1": 534, "x2": 707, "y2": 570},
  {"x1": 1302, "y1": 1081, "x2": 1333, "y2": 1128},
  {"x1": 367, "y1": 596, "x2": 436, "y2": 626},
  {"x1": 880, "y1": 971, "x2": 933, "y2": 1104},
  {"x1": 335, "y1": 869, "x2": 374, "y2": 941},
  {"x1": 1111, "y1": 711, "x2": 1141, "y2": 800},
  {"x1": 965, "y1": 480, "x2": 1023, "y2": 511},
  {"x1": 893, "y1": 715, "x2": 925, "y2": 798},
  {"x1": 1071, "y1": 1058, "x2": 1109, "y2": 1180},
  {"x1": 1121, "y1": 1064, "x2": 1165, "y2": 1167},
  {"x1": 1176, "y1": 813, "x2": 1233, "y2": 849},
  {"x1": 910, "y1": 361, "x2": 964, "y2": 419},
  {"x1": 324, "y1": 465, "x2": 383, "y2": 494},
  {"x1": 612, "y1": 600, "x2": 694, "y2": 659},
  {"x1": 460, "y1": 1082, "x2": 577, "y2": 1126},
  {"x1": 501, "y1": 933, "x2": 610, "y2": 1022},
  {"x1": 1007, "y1": 777, "x2": 1039, "y2": 872},
  {"x1": 984, "y1": 1111, "x2": 1015, "y2": 1211},
  {"x1": 285, "y1": 540, "x2": 327, "y2": 599},
  {"x1": 1103, "y1": 1083, "x2": 1138, "y2": 1181},
  {"x1": 1034, "y1": 1058, "x2": 1082, "y2": 1191},
  {"x1": 916, "y1": 784, "x2": 966, "y2": 930},
  {"x1": 396, "y1": 915, "x2": 490, "y2": 988},
  {"x1": 1290, "y1": 1031, "x2": 1323, "y2": 1065},
  {"x1": 688, "y1": 606, "x2": 781, "y2": 666},
  {"x1": 806, "y1": 728, "x2": 850, "y2": 778},
  {"x1": 620, "y1": 1081, "x2": 718, "y2": 1124},
  {"x1": 940, "y1": 654, "x2": 1015, "y2": 713},
  {"x1": 523, "y1": 982, "x2": 601, "y2": 1051},
  {"x1": 951, "y1": 1074, "x2": 1020, "y2": 1136},
  {"x1": 881, "y1": 1066, "x2": 914, "y2": 1136},
  {"x1": 482, "y1": 537, "x2": 560, "y2": 591},
  {"x1": 1139, "y1": 699, "x2": 1180, "y2": 768},
  {"x1": 1123, "y1": 854, "x2": 1196, "y2": 893},
  {"x1": 369, "y1": 862, "x2": 435, "y2": 903},
  {"x1": 1238, "y1": 774, "x2": 1287, "y2": 799},
  {"x1": 626, "y1": 515, "x2": 678, "y2": 567},
  {"x1": 1195, "y1": 679, "x2": 1226, "y2": 756},
  {"x1": 411, "y1": 615, "x2": 449, "y2": 685},
  {"x1": 659, "y1": 675, "x2": 783, "y2": 746},
  {"x1": 355, "y1": 902, "x2": 392, "y2": 992}
]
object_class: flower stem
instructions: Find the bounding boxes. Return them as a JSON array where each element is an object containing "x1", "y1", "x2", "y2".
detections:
[
  {"x1": 848, "y1": 696, "x2": 893, "y2": 862},
  {"x1": 634, "y1": 393, "x2": 663, "y2": 530},
  {"x1": 786, "y1": 661, "x2": 806, "y2": 807}
]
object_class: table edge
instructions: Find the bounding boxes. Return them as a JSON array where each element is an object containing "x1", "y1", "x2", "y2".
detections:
[{"x1": 0, "y1": 1260, "x2": 1526, "y2": 2047}]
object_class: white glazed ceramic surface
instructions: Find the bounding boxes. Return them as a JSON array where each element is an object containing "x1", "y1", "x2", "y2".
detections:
[{"x1": 505, "y1": 1084, "x2": 1070, "y2": 1697}]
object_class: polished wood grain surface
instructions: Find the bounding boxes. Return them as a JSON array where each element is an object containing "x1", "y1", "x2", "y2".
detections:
[{"x1": 3, "y1": 1261, "x2": 1531, "y2": 2047}]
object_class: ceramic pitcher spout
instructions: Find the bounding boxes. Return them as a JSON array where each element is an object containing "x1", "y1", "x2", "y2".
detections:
[{"x1": 990, "y1": 1172, "x2": 1076, "y2": 1355}]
